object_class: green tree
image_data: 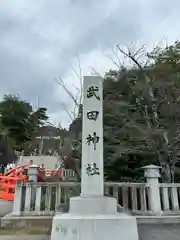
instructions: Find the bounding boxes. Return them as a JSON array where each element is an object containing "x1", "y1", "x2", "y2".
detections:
[
  {"x1": 66, "y1": 41, "x2": 180, "y2": 182},
  {"x1": 0, "y1": 94, "x2": 48, "y2": 150},
  {"x1": 104, "y1": 42, "x2": 180, "y2": 182},
  {"x1": 103, "y1": 69, "x2": 157, "y2": 181}
]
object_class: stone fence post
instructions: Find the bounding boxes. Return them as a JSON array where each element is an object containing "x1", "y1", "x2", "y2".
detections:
[
  {"x1": 12, "y1": 179, "x2": 24, "y2": 215},
  {"x1": 28, "y1": 164, "x2": 39, "y2": 182},
  {"x1": 142, "y1": 164, "x2": 162, "y2": 216},
  {"x1": 27, "y1": 164, "x2": 39, "y2": 211},
  {"x1": 12, "y1": 165, "x2": 40, "y2": 215}
]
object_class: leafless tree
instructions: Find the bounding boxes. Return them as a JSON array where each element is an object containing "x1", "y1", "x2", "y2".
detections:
[
  {"x1": 55, "y1": 57, "x2": 83, "y2": 181},
  {"x1": 107, "y1": 42, "x2": 180, "y2": 182}
]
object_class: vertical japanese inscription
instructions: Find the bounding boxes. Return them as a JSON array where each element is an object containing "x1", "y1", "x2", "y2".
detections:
[
  {"x1": 86, "y1": 163, "x2": 100, "y2": 176},
  {"x1": 85, "y1": 84, "x2": 101, "y2": 176},
  {"x1": 86, "y1": 132, "x2": 99, "y2": 150},
  {"x1": 86, "y1": 85, "x2": 100, "y2": 100},
  {"x1": 85, "y1": 85, "x2": 100, "y2": 150},
  {"x1": 87, "y1": 111, "x2": 99, "y2": 121}
]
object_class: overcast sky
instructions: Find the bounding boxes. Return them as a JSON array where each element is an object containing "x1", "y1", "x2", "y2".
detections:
[{"x1": 0, "y1": 0, "x2": 180, "y2": 128}]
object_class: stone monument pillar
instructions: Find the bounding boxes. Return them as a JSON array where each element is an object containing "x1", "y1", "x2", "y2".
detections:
[
  {"x1": 81, "y1": 76, "x2": 104, "y2": 196},
  {"x1": 51, "y1": 76, "x2": 139, "y2": 240}
]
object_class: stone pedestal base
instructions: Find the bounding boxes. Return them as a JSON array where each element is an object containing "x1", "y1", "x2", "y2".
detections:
[
  {"x1": 51, "y1": 196, "x2": 139, "y2": 240},
  {"x1": 69, "y1": 196, "x2": 117, "y2": 214},
  {"x1": 51, "y1": 213, "x2": 139, "y2": 240}
]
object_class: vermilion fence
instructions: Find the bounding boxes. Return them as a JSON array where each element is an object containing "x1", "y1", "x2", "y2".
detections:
[
  {"x1": 0, "y1": 175, "x2": 28, "y2": 201},
  {"x1": 0, "y1": 164, "x2": 75, "y2": 201}
]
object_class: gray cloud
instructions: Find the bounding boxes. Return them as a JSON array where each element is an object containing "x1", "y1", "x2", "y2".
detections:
[{"x1": 0, "y1": 0, "x2": 180, "y2": 127}]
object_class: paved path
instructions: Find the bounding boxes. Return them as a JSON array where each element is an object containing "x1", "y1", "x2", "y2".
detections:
[
  {"x1": 0, "y1": 237, "x2": 49, "y2": 240},
  {"x1": 139, "y1": 224, "x2": 180, "y2": 240},
  {"x1": 0, "y1": 200, "x2": 12, "y2": 217},
  {"x1": 0, "y1": 224, "x2": 180, "y2": 239}
]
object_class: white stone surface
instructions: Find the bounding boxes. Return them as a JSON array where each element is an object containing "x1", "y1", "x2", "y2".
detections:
[
  {"x1": 143, "y1": 165, "x2": 162, "y2": 215},
  {"x1": 28, "y1": 164, "x2": 39, "y2": 182},
  {"x1": 51, "y1": 76, "x2": 139, "y2": 240},
  {"x1": 51, "y1": 213, "x2": 139, "y2": 240},
  {"x1": 12, "y1": 179, "x2": 23, "y2": 215},
  {"x1": 69, "y1": 196, "x2": 117, "y2": 214},
  {"x1": 81, "y1": 76, "x2": 104, "y2": 196}
]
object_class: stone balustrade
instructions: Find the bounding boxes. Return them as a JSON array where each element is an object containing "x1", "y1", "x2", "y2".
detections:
[
  {"x1": 11, "y1": 164, "x2": 180, "y2": 217},
  {"x1": 12, "y1": 181, "x2": 150, "y2": 216}
]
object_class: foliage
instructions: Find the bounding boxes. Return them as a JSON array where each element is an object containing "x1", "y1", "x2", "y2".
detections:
[
  {"x1": 0, "y1": 94, "x2": 48, "y2": 150},
  {"x1": 104, "y1": 41, "x2": 180, "y2": 182},
  {"x1": 68, "y1": 41, "x2": 180, "y2": 182}
]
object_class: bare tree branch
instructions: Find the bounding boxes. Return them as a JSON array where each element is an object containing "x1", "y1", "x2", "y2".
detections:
[
  {"x1": 59, "y1": 102, "x2": 74, "y2": 122},
  {"x1": 106, "y1": 53, "x2": 121, "y2": 69},
  {"x1": 55, "y1": 58, "x2": 83, "y2": 181},
  {"x1": 68, "y1": 56, "x2": 83, "y2": 105},
  {"x1": 91, "y1": 68, "x2": 104, "y2": 77},
  {"x1": 113, "y1": 43, "x2": 177, "y2": 182},
  {"x1": 55, "y1": 77, "x2": 79, "y2": 107},
  {"x1": 77, "y1": 56, "x2": 83, "y2": 106}
]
